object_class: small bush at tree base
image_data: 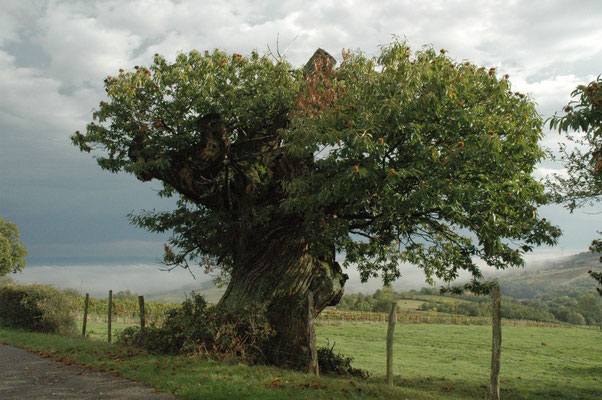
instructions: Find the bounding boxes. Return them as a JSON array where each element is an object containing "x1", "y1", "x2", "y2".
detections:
[
  {"x1": 117, "y1": 293, "x2": 274, "y2": 362},
  {"x1": 317, "y1": 341, "x2": 369, "y2": 379},
  {"x1": 0, "y1": 283, "x2": 76, "y2": 335}
]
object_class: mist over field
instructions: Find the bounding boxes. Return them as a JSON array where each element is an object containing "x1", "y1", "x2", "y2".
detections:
[
  {"x1": 13, "y1": 263, "x2": 211, "y2": 298},
  {"x1": 13, "y1": 247, "x2": 582, "y2": 298}
]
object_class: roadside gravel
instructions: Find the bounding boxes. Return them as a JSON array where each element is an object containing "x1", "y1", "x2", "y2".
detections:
[{"x1": 0, "y1": 344, "x2": 177, "y2": 399}]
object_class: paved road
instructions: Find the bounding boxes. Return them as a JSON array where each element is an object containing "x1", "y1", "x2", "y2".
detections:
[{"x1": 0, "y1": 344, "x2": 177, "y2": 399}]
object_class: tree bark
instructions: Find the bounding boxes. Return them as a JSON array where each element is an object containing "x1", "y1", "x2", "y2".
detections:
[
  {"x1": 307, "y1": 291, "x2": 319, "y2": 376},
  {"x1": 218, "y1": 227, "x2": 347, "y2": 368}
]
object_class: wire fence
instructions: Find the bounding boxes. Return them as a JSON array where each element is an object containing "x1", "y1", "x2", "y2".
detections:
[
  {"x1": 317, "y1": 309, "x2": 580, "y2": 328},
  {"x1": 69, "y1": 295, "x2": 176, "y2": 326},
  {"x1": 73, "y1": 295, "x2": 597, "y2": 330}
]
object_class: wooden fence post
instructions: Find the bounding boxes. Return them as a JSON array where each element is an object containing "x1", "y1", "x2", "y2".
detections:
[
  {"x1": 490, "y1": 285, "x2": 502, "y2": 400},
  {"x1": 108, "y1": 290, "x2": 113, "y2": 343},
  {"x1": 308, "y1": 291, "x2": 319, "y2": 377},
  {"x1": 386, "y1": 302, "x2": 397, "y2": 386},
  {"x1": 82, "y1": 293, "x2": 89, "y2": 337},
  {"x1": 138, "y1": 295, "x2": 146, "y2": 331}
]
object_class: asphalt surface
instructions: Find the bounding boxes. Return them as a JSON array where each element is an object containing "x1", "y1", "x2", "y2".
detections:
[{"x1": 0, "y1": 343, "x2": 177, "y2": 399}]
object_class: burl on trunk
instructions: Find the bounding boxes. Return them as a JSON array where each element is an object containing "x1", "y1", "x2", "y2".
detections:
[{"x1": 218, "y1": 226, "x2": 347, "y2": 366}]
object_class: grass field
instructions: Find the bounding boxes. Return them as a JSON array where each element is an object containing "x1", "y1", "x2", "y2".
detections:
[
  {"x1": 0, "y1": 326, "x2": 431, "y2": 400},
  {"x1": 317, "y1": 323, "x2": 601, "y2": 399},
  {"x1": 82, "y1": 320, "x2": 132, "y2": 341},
  {"x1": 396, "y1": 299, "x2": 426, "y2": 310},
  {"x1": 5, "y1": 320, "x2": 600, "y2": 399}
]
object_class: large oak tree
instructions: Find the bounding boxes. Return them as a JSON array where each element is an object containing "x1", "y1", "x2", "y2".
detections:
[{"x1": 73, "y1": 41, "x2": 560, "y2": 366}]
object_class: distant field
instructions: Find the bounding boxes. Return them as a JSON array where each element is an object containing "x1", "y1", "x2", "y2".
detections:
[
  {"x1": 406, "y1": 294, "x2": 473, "y2": 305},
  {"x1": 506, "y1": 267, "x2": 590, "y2": 286},
  {"x1": 395, "y1": 299, "x2": 425, "y2": 310},
  {"x1": 76, "y1": 319, "x2": 601, "y2": 399}
]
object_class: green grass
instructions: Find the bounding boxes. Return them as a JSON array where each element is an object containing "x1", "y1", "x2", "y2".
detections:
[
  {"x1": 0, "y1": 327, "x2": 427, "y2": 400},
  {"x1": 1, "y1": 323, "x2": 600, "y2": 399},
  {"x1": 317, "y1": 323, "x2": 601, "y2": 400},
  {"x1": 80, "y1": 320, "x2": 133, "y2": 341},
  {"x1": 395, "y1": 299, "x2": 425, "y2": 310}
]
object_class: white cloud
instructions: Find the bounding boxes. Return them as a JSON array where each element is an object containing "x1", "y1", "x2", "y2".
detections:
[
  {"x1": 37, "y1": 2, "x2": 142, "y2": 88},
  {"x1": 511, "y1": 74, "x2": 594, "y2": 118},
  {"x1": 0, "y1": 50, "x2": 83, "y2": 137},
  {"x1": 532, "y1": 166, "x2": 567, "y2": 181},
  {"x1": 0, "y1": 0, "x2": 46, "y2": 46}
]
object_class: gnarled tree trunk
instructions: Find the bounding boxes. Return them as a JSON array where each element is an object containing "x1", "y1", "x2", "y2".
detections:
[
  {"x1": 122, "y1": 48, "x2": 346, "y2": 368},
  {"x1": 218, "y1": 223, "x2": 347, "y2": 367}
]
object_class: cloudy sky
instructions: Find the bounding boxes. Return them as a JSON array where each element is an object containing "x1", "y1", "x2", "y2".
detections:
[{"x1": 1, "y1": 0, "x2": 601, "y2": 294}]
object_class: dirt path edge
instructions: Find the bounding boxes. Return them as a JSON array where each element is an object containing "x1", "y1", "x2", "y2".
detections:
[{"x1": 0, "y1": 343, "x2": 177, "y2": 400}]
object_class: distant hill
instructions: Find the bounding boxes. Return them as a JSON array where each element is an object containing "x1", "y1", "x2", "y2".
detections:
[
  {"x1": 337, "y1": 251, "x2": 601, "y2": 326},
  {"x1": 492, "y1": 251, "x2": 600, "y2": 299}
]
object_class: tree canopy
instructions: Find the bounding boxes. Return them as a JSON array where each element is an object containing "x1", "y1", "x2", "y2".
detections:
[
  {"x1": 548, "y1": 76, "x2": 601, "y2": 211},
  {"x1": 72, "y1": 40, "x2": 561, "y2": 364},
  {"x1": 0, "y1": 217, "x2": 27, "y2": 276},
  {"x1": 73, "y1": 41, "x2": 559, "y2": 285},
  {"x1": 549, "y1": 76, "x2": 602, "y2": 294}
]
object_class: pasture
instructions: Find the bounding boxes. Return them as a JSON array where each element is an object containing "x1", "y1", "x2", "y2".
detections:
[
  {"x1": 66, "y1": 318, "x2": 602, "y2": 399},
  {"x1": 318, "y1": 323, "x2": 600, "y2": 399}
]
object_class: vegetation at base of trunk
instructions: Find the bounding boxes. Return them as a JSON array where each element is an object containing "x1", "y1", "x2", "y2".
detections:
[
  {"x1": 116, "y1": 293, "x2": 273, "y2": 362},
  {"x1": 115, "y1": 292, "x2": 367, "y2": 375},
  {"x1": 72, "y1": 39, "x2": 561, "y2": 366},
  {"x1": 0, "y1": 282, "x2": 76, "y2": 335},
  {"x1": 318, "y1": 341, "x2": 369, "y2": 379}
]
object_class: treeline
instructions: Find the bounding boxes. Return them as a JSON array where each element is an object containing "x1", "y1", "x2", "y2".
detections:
[
  {"x1": 498, "y1": 277, "x2": 596, "y2": 300},
  {"x1": 337, "y1": 287, "x2": 601, "y2": 327}
]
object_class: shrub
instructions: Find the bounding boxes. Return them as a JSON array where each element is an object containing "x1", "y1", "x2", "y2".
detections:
[
  {"x1": 317, "y1": 341, "x2": 369, "y2": 379},
  {"x1": 0, "y1": 283, "x2": 76, "y2": 335},
  {"x1": 117, "y1": 292, "x2": 273, "y2": 362}
]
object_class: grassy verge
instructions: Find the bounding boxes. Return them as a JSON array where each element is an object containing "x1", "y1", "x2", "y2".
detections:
[
  {"x1": 2, "y1": 323, "x2": 599, "y2": 399},
  {"x1": 0, "y1": 327, "x2": 428, "y2": 400}
]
